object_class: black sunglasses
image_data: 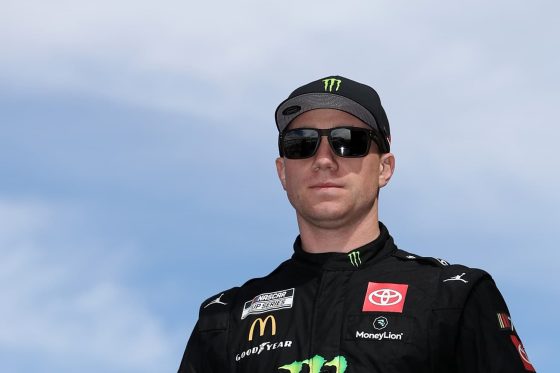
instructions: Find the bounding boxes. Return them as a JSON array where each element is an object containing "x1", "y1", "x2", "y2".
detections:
[{"x1": 279, "y1": 126, "x2": 384, "y2": 159}]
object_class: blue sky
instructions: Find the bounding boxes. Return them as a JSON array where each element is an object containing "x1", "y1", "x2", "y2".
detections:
[{"x1": 1, "y1": 0, "x2": 558, "y2": 371}]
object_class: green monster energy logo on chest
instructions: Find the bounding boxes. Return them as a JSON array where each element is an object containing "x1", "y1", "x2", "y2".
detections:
[
  {"x1": 348, "y1": 251, "x2": 361, "y2": 267},
  {"x1": 279, "y1": 355, "x2": 347, "y2": 373}
]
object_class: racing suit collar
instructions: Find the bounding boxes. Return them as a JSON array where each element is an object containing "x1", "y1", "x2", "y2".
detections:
[{"x1": 291, "y1": 222, "x2": 395, "y2": 270}]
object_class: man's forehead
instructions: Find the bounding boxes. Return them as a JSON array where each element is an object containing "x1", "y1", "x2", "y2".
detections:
[{"x1": 287, "y1": 108, "x2": 369, "y2": 130}]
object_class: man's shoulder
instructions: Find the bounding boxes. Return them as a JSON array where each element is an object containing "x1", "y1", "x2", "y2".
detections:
[
  {"x1": 389, "y1": 248, "x2": 491, "y2": 283},
  {"x1": 391, "y1": 248, "x2": 454, "y2": 267},
  {"x1": 388, "y1": 248, "x2": 496, "y2": 305},
  {"x1": 199, "y1": 287, "x2": 240, "y2": 311},
  {"x1": 194, "y1": 287, "x2": 240, "y2": 332},
  {"x1": 197, "y1": 259, "x2": 292, "y2": 317}
]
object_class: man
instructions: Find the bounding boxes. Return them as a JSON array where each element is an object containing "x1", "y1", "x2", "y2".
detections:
[{"x1": 178, "y1": 76, "x2": 536, "y2": 372}]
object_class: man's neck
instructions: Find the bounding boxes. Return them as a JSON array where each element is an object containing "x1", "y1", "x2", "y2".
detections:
[{"x1": 296, "y1": 210, "x2": 381, "y2": 254}]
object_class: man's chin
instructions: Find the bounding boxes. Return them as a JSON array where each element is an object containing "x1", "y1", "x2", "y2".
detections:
[{"x1": 298, "y1": 205, "x2": 352, "y2": 227}]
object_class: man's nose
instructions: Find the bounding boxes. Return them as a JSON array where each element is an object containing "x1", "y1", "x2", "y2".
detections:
[{"x1": 312, "y1": 135, "x2": 338, "y2": 170}]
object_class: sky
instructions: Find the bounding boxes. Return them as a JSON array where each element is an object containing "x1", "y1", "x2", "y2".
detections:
[{"x1": 1, "y1": 0, "x2": 558, "y2": 371}]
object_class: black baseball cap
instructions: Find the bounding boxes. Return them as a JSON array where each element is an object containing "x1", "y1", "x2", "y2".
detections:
[{"x1": 275, "y1": 75, "x2": 391, "y2": 153}]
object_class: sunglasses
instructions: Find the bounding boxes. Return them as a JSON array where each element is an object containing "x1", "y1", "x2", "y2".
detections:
[{"x1": 279, "y1": 126, "x2": 384, "y2": 159}]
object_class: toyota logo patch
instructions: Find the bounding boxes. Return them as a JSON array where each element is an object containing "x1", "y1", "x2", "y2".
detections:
[
  {"x1": 369, "y1": 289, "x2": 402, "y2": 306},
  {"x1": 362, "y1": 282, "x2": 409, "y2": 313}
]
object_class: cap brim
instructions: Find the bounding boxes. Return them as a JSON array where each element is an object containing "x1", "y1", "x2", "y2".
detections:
[{"x1": 275, "y1": 93, "x2": 378, "y2": 133}]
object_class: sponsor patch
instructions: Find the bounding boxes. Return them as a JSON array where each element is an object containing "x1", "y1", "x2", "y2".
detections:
[
  {"x1": 355, "y1": 330, "x2": 404, "y2": 341},
  {"x1": 248, "y1": 315, "x2": 277, "y2": 341},
  {"x1": 346, "y1": 314, "x2": 412, "y2": 343},
  {"x1": 279, "y1": 355, "x2": 347, "y2": 373},
  {"x1": 362, "y1": 282, "x2": 408, "y2": 313},
  {"x1": 235, "y1": 340, "x2": 292, "y2": 362},
  {"x1": 203, "y1": 293, "x2": 227, "y2": 308},
  {"x1": 510, "y1": 335, "x2": 535, "y2": 372},
  {"x1": 443, "y1": 273, "x2": 468, "y2": 283},
  {"x1": 355, "y1": 316, "x2": 406, "y2": 341},
  {"x1": 373, "y1": 316, "x2": 388, "y2": 330},
  {"x1": 241, "y1": 288, "x2": 295, "y2": 319},
  {"x1": 497, "y1": 312, "x2": 515, "y2": 331}
]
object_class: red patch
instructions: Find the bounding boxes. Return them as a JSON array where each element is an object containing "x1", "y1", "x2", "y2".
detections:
[
  {"x1": 510, "y1": 335, "x2": 535, "y2": 372},
  {"x1": 362, "y1": 282, "x2": 408, "y2": 313}
]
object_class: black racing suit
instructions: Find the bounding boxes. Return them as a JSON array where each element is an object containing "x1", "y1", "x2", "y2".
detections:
[{"x1": 179, "y1": 223, "x2": 536, "y2": 372}]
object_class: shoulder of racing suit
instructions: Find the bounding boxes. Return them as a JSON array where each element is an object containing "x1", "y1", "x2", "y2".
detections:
[
  {"x1": 192, "y1": 260, "x2": 293, "y2": 371},
  {"x1": 196, "y1": 259, "x2": 293, "y2": 332},
  {"x1": 197, "y1": 287, "x2": 240, "y2": 332},
  {"x1": 390, "y1": 247, "x2": 494, "y2": 308},
  {"x1": 391, "y1": 247, "x2": 491, "y2": 280},
  {"x1": 191, "y1": 287, "x2": 240, "y2": 372}
]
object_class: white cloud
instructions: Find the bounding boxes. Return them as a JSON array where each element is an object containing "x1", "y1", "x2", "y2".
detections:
[
  {"x1": 1, "y1": 1, "x2": 557, "y2": 134},
  {"x1": 0, "y1": 199, "x2": 175, "y2": 372}
]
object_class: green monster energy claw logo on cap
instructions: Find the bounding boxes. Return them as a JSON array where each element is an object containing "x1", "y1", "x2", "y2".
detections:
[
  {"x1": 279, "y1": 355, "x2": 347, "y2": 373},
  {"x1": 323, "y1": 78, "x2": 341, "y2": 92},
  {"x1": 348, "y1": 251, "x2": 361, "y2": 267}
]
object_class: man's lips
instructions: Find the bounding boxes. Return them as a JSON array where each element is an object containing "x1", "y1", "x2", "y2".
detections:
[{"x1": 309, "y1": 183, "x2": 343, "y2": 189}]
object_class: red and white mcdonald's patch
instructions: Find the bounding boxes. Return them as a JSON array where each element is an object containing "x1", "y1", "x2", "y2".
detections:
[
  {"x1": 510, "y1": 335, "x2": 535, "y2": 372},
  {"x1": 362, "y1": 282, "x2": 408, "y2": 313}
]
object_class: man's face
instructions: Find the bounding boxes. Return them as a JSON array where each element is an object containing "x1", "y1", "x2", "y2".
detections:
[{"x1": 275, "y1": 109, "x2": 395, "y2": 230}]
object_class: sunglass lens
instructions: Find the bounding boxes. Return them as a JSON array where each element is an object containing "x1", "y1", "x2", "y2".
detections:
[
  {"x1": 330, "y1": 128, "x2": 369, "y2": 157},
  {"x1": 283, "y1": 129, "x2": 320, "y2": 159}
]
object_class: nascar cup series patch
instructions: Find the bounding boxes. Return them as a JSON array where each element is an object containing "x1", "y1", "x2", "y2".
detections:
[{"x1": 241, "y1": 288, "x2": 295, "y2": 319}]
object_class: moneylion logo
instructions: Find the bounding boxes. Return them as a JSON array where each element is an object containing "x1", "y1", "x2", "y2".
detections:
[
  {"x1": 322, "y1": 78, "x2": 341, "y2": 92},
  {"x1": 373, "y1": 316, "x2": 388, "y2": 330},
  {"x1": 348, "y1": 251, "x2": 361, "y2": 267},
  {"x1": 248, "y1": 315, "x2": 276, "y2": 341},
  {"x1": 356, "y1": 330, "x2": 403, "y2": 341},
  {"x1": 279, "y1": 355, "x2": 347, "y2": 373}
]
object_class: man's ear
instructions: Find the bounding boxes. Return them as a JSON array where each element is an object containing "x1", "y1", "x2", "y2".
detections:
[
  {"x1": 378, "y1": 153, "x2": 395, "y2": 188},
  {"x1": 275, "y1": 157, "x2": 287, "y2": 190}
]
